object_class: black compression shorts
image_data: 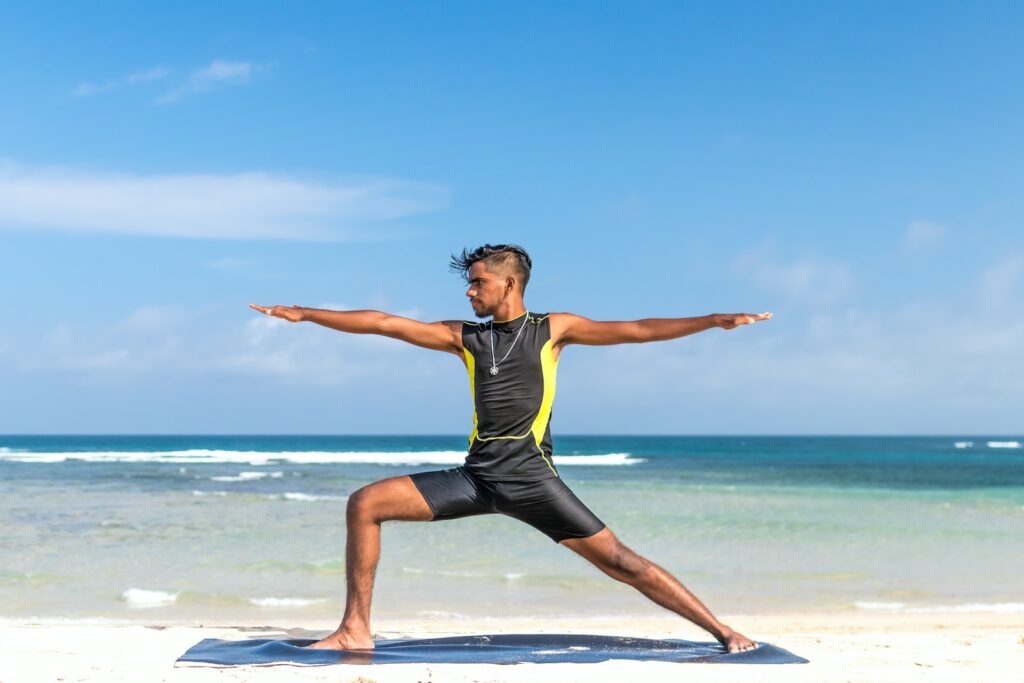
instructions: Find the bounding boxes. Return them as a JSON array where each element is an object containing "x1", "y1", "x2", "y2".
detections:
[{"x1": 409, "y1": 467, "x2": 606, "y2": 543}]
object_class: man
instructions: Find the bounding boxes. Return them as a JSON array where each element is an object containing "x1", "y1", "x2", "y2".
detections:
[{"x1": 250, "y1": 243, "x2": 771, "y2": 653}]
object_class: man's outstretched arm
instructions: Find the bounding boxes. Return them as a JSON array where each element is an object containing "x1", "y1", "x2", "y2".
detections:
[
  {"x1": 551, "y1": 311, "x2": 772, "y2": 347},
  {"x1": 249, "y1": 304, "x2": 462, "y2": 355}
]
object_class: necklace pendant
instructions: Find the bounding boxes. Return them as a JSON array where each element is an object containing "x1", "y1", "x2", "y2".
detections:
[{"x1": 489, "y1": 366, "x2": 499, "y2": 376}]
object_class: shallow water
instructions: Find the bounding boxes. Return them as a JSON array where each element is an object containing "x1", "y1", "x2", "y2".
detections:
[{"x1": 1, "y1": 435, "x2": 1022, "y2": 620}]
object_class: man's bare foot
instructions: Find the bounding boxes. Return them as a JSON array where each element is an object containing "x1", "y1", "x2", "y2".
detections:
[
  {"x1": 306, "y1": 628, "x2": 374, "y2": 650},
  {"x1": 716, "y1": 627, "x2": 758, "y2": 653}
]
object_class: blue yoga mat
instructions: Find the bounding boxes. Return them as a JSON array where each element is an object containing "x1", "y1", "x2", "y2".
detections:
[{"x1": 176, "y1": 633, "x2": 808, "y2": 666}]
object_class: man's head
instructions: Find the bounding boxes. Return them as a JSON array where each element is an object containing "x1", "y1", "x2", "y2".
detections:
[{"x1": 449, "y1": 244, "x2": 532, "y2": 318}]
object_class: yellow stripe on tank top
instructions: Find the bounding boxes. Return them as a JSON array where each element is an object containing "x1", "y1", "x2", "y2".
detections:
[
  {"x1": 530, "y1": 338, "x2": 559, "y2": 476},
  {"x1": 463, "y1": 347, "x2": 478, "y2": 448}
]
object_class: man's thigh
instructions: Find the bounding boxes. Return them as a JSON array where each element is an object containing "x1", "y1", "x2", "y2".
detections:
[
  {"x1": 408, "y1": 467, "x2": 497, "y2": 521},
  {"x1": 496, "y1": 477, "x2": 606, "y2": 543},
  {"x1": 353, "y1": 475, "x2": 435, "y2": 522}
]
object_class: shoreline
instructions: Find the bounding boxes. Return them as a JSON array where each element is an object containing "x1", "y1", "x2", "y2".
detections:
[{"x1": 1, "y1": 610, "x2": 1019, "y2": 682}]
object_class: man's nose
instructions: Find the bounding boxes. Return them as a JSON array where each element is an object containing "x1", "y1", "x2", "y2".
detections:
[{"x1": 466, "y1": 288, "x2": 476, "y2": 298}]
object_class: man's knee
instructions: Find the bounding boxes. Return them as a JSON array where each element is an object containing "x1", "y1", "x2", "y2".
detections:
[{"x1": 347, "y1": 486, "x2": 379, "y2": 522}]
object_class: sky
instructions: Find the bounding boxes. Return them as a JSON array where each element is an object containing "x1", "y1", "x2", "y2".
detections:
[{"x1": 1, "y1": 1, "x2": 1022, "y2": 435}]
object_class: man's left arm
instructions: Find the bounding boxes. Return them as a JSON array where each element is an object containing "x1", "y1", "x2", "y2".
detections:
[{"x1": 551, "y1": 311, "x2": 772, "y2": 347}]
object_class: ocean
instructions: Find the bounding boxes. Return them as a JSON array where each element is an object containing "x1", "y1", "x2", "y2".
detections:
[{"x1": 2, "y1": 435, "x2": 1022, "y2": 623}]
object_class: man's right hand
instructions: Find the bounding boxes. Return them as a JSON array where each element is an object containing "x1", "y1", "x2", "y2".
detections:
[{"x1": 249, "y1": 304, "x2": 305, "y2": 323}]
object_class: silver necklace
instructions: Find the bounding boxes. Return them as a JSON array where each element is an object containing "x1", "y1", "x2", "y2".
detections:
[{"x1": 489, "y1": 311, "x2": 529, "y2": 376}]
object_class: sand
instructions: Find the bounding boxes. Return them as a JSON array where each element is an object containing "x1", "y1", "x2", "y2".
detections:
[{"x1": 1, "y1": 611, "x2": 1021, "y2": 683}]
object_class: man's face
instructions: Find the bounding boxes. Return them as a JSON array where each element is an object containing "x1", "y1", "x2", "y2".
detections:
[{"x1": 465, "y1": 261, "x2": 509, "y2": 319}]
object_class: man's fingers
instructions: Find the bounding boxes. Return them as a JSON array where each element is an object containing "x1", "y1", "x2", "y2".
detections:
[
  {"x1": 722, "y1": 312, "x2": 772, "y2": 329},
  {"x1": 743, "y1": 312, "x2": 773, "y2": 324},
  {"x1": 249, "y1": 303, "x2": 275, "y2": 315}
]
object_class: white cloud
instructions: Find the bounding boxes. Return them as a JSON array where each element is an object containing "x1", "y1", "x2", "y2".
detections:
[
  {"x1": 731, "y1": 244, "x2": 856, "y2": 306},
  {"x1": 157, "y1": 60, "x2": 265, "y2": 104},
  {"x1": 902, "y1": 220, "x2": 947, "y2": 252},
  {"x1": 11, "y1": 253, "x2": 1022, "y2": 433},
  {"x1": 216, "y1": 314, "x2": 431, "y2": 386},
  {"x1": 24, "y1": 306, "x2": 190, "y2": 378},
  {"x1": 72, "y1": 66, "x2": 170, "y2": 97},
  {"x1": 0, "y1": 160, "x2": 449, "y2": 240},
  {"x1": 73, "y1": 59, "x2": 265, "y2": 103},
  {"x1": 975, "y1": 253, "x2": 1024, "y2": 311},
  {"x1": 558, "y1": 254, "x2": 1024, "y2": 433},
  {"x1": 18, "y1": 303, "x2": 443, "y2": 387},
  {"x1": 204, "y1": 256, "x2": 269, "y2": 274}
]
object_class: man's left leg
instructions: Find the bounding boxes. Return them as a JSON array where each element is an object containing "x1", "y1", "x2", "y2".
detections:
[{"x1": 560, "y1": 527, "x2": 757, "y2": 653}]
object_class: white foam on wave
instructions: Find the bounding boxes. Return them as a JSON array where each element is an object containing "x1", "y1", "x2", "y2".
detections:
[
  {"x1": 122, "y1": 588, "x2": 178, "y2": 608},
  {"x1": 0, "y1": 449, "x2": 644, "y2": 466},
  {"x1": 855, "y1": 601, "x2": 1024, "y2": 613},
  {"x1": 557, "y1": 453, "x2": 644, "y2": 465},
  {"x1": 279, "y1": 492, "x2": 345, "y2": 502},
  {"x1": 191, "y1": 490, "x2": 343, "y2": 502},
  {"x1": 953, "y1": 441, "x2": 973, "y2": 449},
  {"x1": 209, "y1": 471, "x2": 284, "y2": 482},
  {"x1": 403, "y1": 566, "x2": 524, "y2": 581},
  {"x1": 249, "y1": 597, "x2": 326, "y2": 608},
  {"x1": 0, "y1": 449, "x2": 467, "y2": 465},
  {"x1": 987, "y1": 441, "x2": 1021, "y2": 449}
]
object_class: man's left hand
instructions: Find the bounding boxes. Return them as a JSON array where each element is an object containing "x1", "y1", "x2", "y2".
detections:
[{"x1": 716, "y1": 312, "x2": 772, "y2": 330}]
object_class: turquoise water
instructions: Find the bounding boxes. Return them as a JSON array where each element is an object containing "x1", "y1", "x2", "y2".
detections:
[{"x1": 1, "y1": 435, "x2": 1022, "y2": 621}]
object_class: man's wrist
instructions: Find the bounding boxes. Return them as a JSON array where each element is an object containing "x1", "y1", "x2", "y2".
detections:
[{"x1": 708, "y1": 314, "x2": 722, "y2": 329}]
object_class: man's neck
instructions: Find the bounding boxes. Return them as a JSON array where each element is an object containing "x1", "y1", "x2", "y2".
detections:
[{"x1": 491, "y1": 302, "x2": 527, "y2": 323}]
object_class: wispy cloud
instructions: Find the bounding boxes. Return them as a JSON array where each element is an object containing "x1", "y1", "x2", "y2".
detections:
[
  {"x1": 0, "y1": 160, "x2": 449, "y2": 240},
  {"x1": 72, "y1": 66, "x2": 171, "y2": 97},
  {"x1": 975, "y1": 252, "x2": 1024, "y2": 311},
  {"x1": 204, "y1": 255, "x2": 267, "y2": 273},
  {"x1": 558, "y1": 252, "x2": 1024, "y2": 433},
  {"x1": 731, "y1": 243, "x2": 856, "y2": 306},
  {"x1": 901, "y1": 219, "x2": 948, "y2": 252},
  {"x1": 10, "y1": 255, "x2": 1022, "y2": 433},
  {"x1": 25, "y1": 306, "x2": 191, "y2": 378},
  {"x1": 157, "y1": 60, "x2": 266, "y2": 104},
  {"x1": 18, "y1": 304, "x2": 438, "y2": 387}
]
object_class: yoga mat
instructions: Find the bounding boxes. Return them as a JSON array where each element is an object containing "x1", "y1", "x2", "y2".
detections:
[{"x1": 176, "y1": 633, "x2": 808, "y2": 666}]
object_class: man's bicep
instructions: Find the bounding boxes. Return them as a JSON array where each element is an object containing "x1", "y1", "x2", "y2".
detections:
[
  {"x1": 379, "y1": 316, "x2": 462, "y2": 354},
  {"x1": 552, "y1": 313, "x2": 643, "y2": 346}
]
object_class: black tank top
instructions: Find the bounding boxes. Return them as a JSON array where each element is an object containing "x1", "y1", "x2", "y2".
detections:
[{"x1": 460, "y1": 311, "x2": 559, "y2": 480}]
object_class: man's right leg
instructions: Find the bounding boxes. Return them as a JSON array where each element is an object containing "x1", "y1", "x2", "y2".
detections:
[{"x1": 308, "y1": 475, "x2": 433, "y2": 650}]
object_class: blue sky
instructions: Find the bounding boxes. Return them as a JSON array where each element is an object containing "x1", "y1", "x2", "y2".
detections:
[{"x1": 1, "y1": 2, "x2": 1022, "y2": 434}]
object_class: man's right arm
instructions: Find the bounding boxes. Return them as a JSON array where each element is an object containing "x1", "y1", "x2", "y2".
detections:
[{"x1": 249, "y1": 304, "x2": 463, "y2": 356}]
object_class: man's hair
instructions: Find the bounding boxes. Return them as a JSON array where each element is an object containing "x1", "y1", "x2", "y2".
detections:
[{"x1": 449, "y1": 244, "x2": 532, "y2": 293}]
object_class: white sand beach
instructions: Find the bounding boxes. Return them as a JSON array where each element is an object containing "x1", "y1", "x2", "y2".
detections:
[{"x1": 1, "y1": 611, "x2": 1020, "y2": 683}]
